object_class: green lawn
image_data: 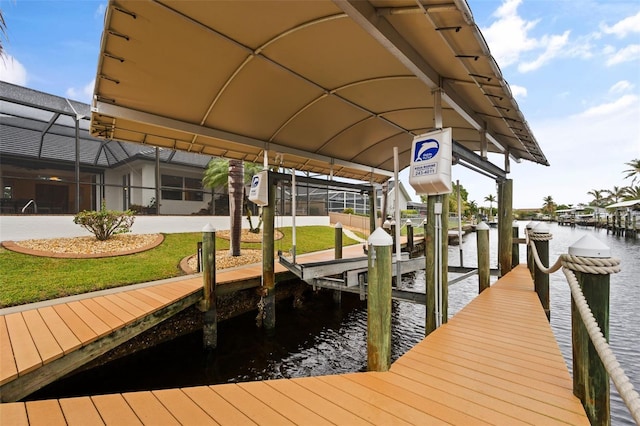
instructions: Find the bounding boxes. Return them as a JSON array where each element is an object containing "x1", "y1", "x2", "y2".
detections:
[{"x1": 0, "y1": 226, "x2": 358, "y2": 308}]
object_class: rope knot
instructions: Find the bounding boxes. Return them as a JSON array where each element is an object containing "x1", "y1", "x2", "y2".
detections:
[{"x1": 561, "y1": 254, "x2": 621, "y2": 275}]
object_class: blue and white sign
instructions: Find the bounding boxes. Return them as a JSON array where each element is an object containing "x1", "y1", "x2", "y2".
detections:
[
  {"x1": 248, "y1": 170, "x2": 269, "y2": 206},
  {"x1": 409, "y1": 128, "x2": 452, "y2": 195}
]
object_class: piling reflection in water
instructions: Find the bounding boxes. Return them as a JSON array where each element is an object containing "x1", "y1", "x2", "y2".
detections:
[{"x1": 29, "y1": 224, "x2": 638, "y2": 424}]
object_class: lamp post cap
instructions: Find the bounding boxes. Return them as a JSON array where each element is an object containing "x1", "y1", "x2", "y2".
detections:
[
  {"x1": 569, "y1": 234, "x2": 611, "y2": 258},
  {"x1": 532, "y1": 222, "x2": 550, "y2": 233},
  {"x1": 369, "y1": 227, "x2": 393, "y2": 246},
  {"x1": 476, "y1": 221, "x2": 490, "y2": 231}
]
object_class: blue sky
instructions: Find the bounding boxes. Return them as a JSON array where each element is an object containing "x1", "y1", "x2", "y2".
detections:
[{"x1": 1, "y1": 0, "x2": 639, "y2": 209}]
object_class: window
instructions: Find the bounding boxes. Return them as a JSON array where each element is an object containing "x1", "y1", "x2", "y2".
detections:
[
  {"x1": 184, "y1": 177, "x2": 204, "y2": 201},
  {"x1": 161, "y1": 175, "x2": 182, "y2": 200},
  {"x1": 161, "y1": 175, "x2": 203, "y2": 201}
]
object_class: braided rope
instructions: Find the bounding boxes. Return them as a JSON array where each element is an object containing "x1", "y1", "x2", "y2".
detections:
[
  {"x1": 529, "y1": 232, "x2": 553, "y2": 241},
  {"x1": 528, "y1": 240, "x2": 639, "y2": 423}
]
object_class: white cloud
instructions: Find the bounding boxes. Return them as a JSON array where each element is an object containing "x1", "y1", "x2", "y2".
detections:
[
  {"x1": 605, "y1": 44, "x2": 640, "y2": 66},
  {"x1": 601, "y1": 11, "x2": 640, "y2": 39},
  {"x1": 518, "y1": 31, "x2": 571, "y2": 72},
  {"x1": 94, "y1": 3, "x2": 107, "y2": 19},
  {"x1": 572, "y1": 94, "x2": 638, "y2": 119},
  {"x1": 509, "y1": 84, "x2": 527, "y2": 99},
  {"x1": 482, "y1": 0, "x2": 539, "y2": 68},
  {"x1": 0, "y1": 55, "x2": 27, "y2": 86},
  {"x1": 65, "y1": 79, "x2": 95, "y2": 103},
  {"x1": 482, "y1": 0, "x2": 588, "y2": 73},
  {"x1": 609, "y1": 80, "x2": 634, "y2": 94}
]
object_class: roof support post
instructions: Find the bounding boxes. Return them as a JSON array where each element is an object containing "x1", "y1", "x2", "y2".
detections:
[
  {"x1": 155, "y1": 147, "x2": 161, "y2": 215},
  {"x1": 75, "y1": 115, "x2": 80, "y2": 213},
  {"x1": 504, "y1": 151, "x2": 511, "y2": 174},
  {"x1": 432, "y1": 87, "x2": 443, "y2": 129}
]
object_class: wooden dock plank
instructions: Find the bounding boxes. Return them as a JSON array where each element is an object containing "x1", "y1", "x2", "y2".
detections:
[
  {"x1": 37, "y1": 306, "x2": 82, "y2": 355},
  {"x1": 211, "y1": 383, "x2": 296, "y2": 426},
  {"x1": 58, "y1": 396, "x2": 105, "y2": 426},
  {"x1": 0, "y1": 402, "x2": 28, "y2": 426},
  {"x1": 152, "y1": 388, "x2": 219, "y2": 425},
  {"x1": 136, "y1": 287, "x2": 172, "y2": 305},
  {"x1": 104, "y1": 294, "x2": 147, "y2": 318},
  {"x1": 295, "y1": 376, "x2": 411, "y2": 425},
  {"x1": 80, "y1": 298, "x2": 126, "y2": 331},
  {"x1": 180, "y1": 386, "x2": 257, "y2": 426},
  {"x1": 121, "y1": 391, "x2": 180, "y2": 425},
  {"x1": 263, "y1": 378, "x2": 371, "y2": 426},
  {"x1": 66, "y1": 301, "x2": 111, "y2": 338},
  {"x1": 92, "y1": 296, "x2": 136, "y2": 324},
  {"x1": 238, "y1": 380, "x2": 334, "y2": 426},
  {"x1": 4, "y1": 312, "x2": 41, "y2": 375},
  {"x1": 52, "y1": 303, "x2": 97, "y2": 345},
  {"x1": 127, "y1": 289, "x2": 166, "y2": 310},
  {"x1": 116, "y1": 291, "x2": 157, "y2": 313},
  {"x1": 0, "y1": 316, "x2": 18, "y2": 385},
  {"x1": 322, "y1": 373, "x2": 464, "y2": 425},
  {"x1": 25, "y1": 400, "x2": 65, "y2": 426},
  {"x1": 90, "y1": 393, "x2": 143, "y2": 426},
  {"x1": 20, "y1": 309, "x2": 63, "y2": 365}
]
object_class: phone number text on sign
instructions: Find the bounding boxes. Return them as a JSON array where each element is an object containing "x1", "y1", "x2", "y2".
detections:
[{"x1": 412, "y1": 163, "x2": 438, "y2": 176}]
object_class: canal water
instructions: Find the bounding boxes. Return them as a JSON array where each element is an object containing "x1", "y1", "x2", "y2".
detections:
[{"x1": 31, "y1": 223, "x2": 638, "y2": 424}]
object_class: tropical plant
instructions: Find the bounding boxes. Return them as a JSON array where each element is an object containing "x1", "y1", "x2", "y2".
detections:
[
  {"x1": 203, "y1": 158, "x2": 263, "y2": 256},
  {"x1": 542, "y1": 195, "x2": 555, "y2": 216},
  {"x1": 623, "y1": 159, "x2": 640, "y2": 186},
  {"x1": 466, "y1": 199, "x2": 478, "y2": 219},
  {"x1": 484, "y1": 194, "x2": 496, "y2": 221},
  {"x1": 73, "y1": 201, "x2": 135, "y2": 241},
  {"x1": 623, "y1": 186, "x2": 640, "y2": 200},
  {"x1": 605, "y1": 186, "x2": 626, "y2": 204},
  {"x1": 0, "y1": 10, "x2": 6, "y2": 58},
  {"x1": 587, "y1": 189, "x2": 606, "y2": 207}
]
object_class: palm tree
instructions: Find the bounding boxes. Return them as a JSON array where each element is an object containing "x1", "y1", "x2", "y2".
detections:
[
  {"x1": 605, "y1": 186, "x2": 626, "y2": 204},
  {"x1": 484, "y1": 194, "x2": 496, "y2": 221},
  {"x1": 0, "y1": 10, "x2": 7, "y2": 59},
  {"x1": 624, "y1": 186, "x2": 640, "y2": 200},
  {"x1": 542, "y1": 195, "x2": 555, "y2": 216},
  {"x1": 203, "y1": 158, "x2": 262, "y2": 256},
  {"x1": 587, "y1": 189, "x2": 606, "y2": 208},
  {"x1": 623, "y1": 159, "x2": 640, "y2": 186}
]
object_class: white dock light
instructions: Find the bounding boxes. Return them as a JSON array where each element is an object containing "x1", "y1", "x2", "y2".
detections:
[{"x1": 569, "y1": 235, "x2": 610, "y2": 258}]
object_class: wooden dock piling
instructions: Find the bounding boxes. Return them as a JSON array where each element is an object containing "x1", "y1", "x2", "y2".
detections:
[
  {"x1": 334, "y1": 223, "x2": 343, "y2": 305},
  {"x1": 531, "y1": 223, "x2": 551, "y2": 321},
  {"x1": 568, "y1": 236, "x2": 613, "y2": 425},
  {"x1": 201, "y1": 224, "x2": 217, "y2": 349},
  {"x1": 512, "y1": 220, "x2": 520, "y2": 269},
  {"x1": 367, "y1": 228, "x2": 393, "y2": 372},
  {"x1": 476, "y1": 221, "x2": 490, "y2": 293},
  {"x1": 498, "y1": 178, "x2": 513, "y2": 277},
  {"x1": 261, "y1": 178, "x2": 276, "y2": 330}
]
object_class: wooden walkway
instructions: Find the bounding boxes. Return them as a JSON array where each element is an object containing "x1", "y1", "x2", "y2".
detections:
[{"x1": 0, "y1": 262, "x2": 588, "y2": 424}]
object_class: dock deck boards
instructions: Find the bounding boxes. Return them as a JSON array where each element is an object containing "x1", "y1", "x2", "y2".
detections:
[{"x1": 1, "y1": 251, "x2": 589, "y2": 424}]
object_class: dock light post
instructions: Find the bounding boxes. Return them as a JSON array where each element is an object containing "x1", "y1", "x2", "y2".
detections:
[
  {"x1": 568, "y1": 235, "x2": 616, "y2": 426},
  {"x1": 367, "y1": 227, "x2": 393, "y2": 372},
  {"x1": 531, "y1": 223, "x2": 551, "y2": 321},
  {"x1": 201, "y1": 224, "x2": 217, "y2": 349},
  {"x1": 476, "y1": 222, "x2": 490, "y2": 293}
]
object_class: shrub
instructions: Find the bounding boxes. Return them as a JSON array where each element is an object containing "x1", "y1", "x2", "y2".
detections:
[
  {"x1": 343, "y1": 208, "x2": 355, "y2": 214},
  {"x1": 73, "y1": 201, "x2": 135, "y2": 241}
]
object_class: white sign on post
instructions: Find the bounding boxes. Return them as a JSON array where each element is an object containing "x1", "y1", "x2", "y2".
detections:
[
  {"x1": 408, "y1": 128, "x2": 453, "y2": 195},
  {"x1": 248, "y1": 170, "x2": 269, "y2": 206}
]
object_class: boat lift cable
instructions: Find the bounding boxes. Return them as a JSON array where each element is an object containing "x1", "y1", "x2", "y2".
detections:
[
  {"x1": 527, "y1": 234, "x2": 639, "y2": 423},
  {"x1": 434, "y1": 200, "x2": 443, "y2": 328}
]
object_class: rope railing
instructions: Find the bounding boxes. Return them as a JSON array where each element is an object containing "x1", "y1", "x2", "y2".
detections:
[{"x1": 527, "y1": 234, "x2": 640, "y2": 424}]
